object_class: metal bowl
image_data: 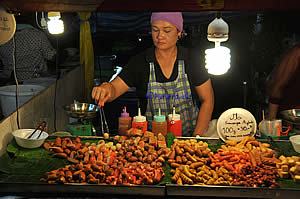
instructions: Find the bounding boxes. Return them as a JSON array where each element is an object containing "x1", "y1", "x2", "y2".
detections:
[
  {"x1": 64, "y1": 103, "x2": 99, "y2": 119},
  {"x1": 280, "y1": 109, "x2": 300, "y2": 124}
]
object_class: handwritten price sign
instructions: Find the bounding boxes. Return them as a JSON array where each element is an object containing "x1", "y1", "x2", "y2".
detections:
[{"x1": 217, "y1": 108, "x2": 257, "y2": 141}]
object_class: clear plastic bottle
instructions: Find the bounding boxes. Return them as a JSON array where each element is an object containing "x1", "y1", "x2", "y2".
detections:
[
  {"x1": 132, "y1": 107, "x2": 147, "y2": 132},
  {"x1": 118, "y1": 106, "x2": 132, "y2": 135},
  {"x1": 152, "y1": 108, "x2": 167, "y2": 136},
  {"x1": 167, "y1": 107, "x2": 182, "y2": 137}
]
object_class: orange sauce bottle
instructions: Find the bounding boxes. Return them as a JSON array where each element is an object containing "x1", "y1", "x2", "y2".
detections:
[{"x1": 152, "y1": 108, "x2": 167, "y2": 136}]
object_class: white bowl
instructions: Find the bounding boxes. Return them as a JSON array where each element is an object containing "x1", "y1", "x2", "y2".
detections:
[
  {"x1": 12, "y1": 129, "x2": 49, "y2": 149},
  {"x1": 289, "y1": 135, "x2": 300, "y2": 153}
]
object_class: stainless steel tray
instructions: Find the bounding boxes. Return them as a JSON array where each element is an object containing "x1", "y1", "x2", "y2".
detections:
[
  {"x1": 0, "y1": 183, "x2": 165, "y2": 197},
  {"x1": 166, "y1": 184, "x2": 300, "y2": 199}
]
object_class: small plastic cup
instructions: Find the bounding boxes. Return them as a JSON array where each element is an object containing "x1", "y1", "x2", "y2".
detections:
[
  {"x1": 259, "y1": 119, "x2": 282, "y2": 136},
  {"x1": 289, "y1": 135, "x2": 300, "y2": 153}
]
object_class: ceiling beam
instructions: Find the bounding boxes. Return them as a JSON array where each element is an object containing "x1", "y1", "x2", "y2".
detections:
[
  {"x1": 0, "y1": 0, "x2": 104, "y2": 13},
  {"x1": 98, "y1": 0, "x2": 300, "y2": 11},
  {"x1": 1, "y1": 0, "x2": 300, "y2": 12}
]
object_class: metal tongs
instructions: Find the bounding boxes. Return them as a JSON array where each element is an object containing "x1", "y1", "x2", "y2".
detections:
[
  {"x1": 99, "y1": 107, "x2": 109, "y2": 135},
  {"x1": 27, "y1": 121, "x2": 47, "y2": 139}
]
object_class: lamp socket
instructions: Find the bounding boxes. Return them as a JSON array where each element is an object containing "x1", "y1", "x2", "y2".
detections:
[{"x1": 40, "y1": 17, "x2": 47, "y2": 29}]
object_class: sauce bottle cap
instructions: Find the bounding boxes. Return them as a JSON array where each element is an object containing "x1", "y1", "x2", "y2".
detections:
[
  {"x1": 154, "y1": 108, "x2": 166, "y2": 122},
  {"x1": 120, "y1": 106, "x2": 129, "y2": 117},
  {"x1": 133, "y1": 107, "x2": 146, "y2": 122},
  {"x1": 168, "y1": 107, "x2": 180, "y2": 121}
]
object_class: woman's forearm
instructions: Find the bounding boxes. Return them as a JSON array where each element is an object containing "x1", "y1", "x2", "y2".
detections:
[
  {"x1": 268, "y1": 102, "x2": 279, "y2": 120},
  {"x1": 193, "y1": 100, "x2": 214, "y2": 135}
]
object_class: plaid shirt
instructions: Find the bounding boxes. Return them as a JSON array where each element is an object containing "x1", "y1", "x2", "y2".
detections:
[{"x1": 0, "y1": 27, "x2": 56, "y2": 81}]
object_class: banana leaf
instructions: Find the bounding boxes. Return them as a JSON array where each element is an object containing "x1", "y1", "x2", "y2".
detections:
[
  {"x1": 0, "y1": 139, "x2": 68, "y2": 183},
  {"x1": 1, "y1": 135, "x2": 299, "y2": 189}
]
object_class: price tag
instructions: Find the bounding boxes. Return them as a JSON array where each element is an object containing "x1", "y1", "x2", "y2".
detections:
[
  {"x1": 0, "y1": 9, "x2": 16, "y2": 45},
  {"x1": 217, "y1": 108, "x2": 257, "y2": 141}
]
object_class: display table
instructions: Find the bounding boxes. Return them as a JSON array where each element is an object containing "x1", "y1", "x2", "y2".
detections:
[{"x1": 0, "y1": 137, "x2": 300, "y2": 199}]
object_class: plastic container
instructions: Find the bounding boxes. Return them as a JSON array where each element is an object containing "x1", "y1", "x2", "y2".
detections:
[
  {"x1": 259, "y1": 119, "x2": 282, "y2": 137},
  {"x1": 132, "y1": 107, "x2": 147, "y2": 132},
  {"x1": 167, "y1": 107, "x2": 182, "y2": 137},
  {"x1": 290, "y1": 135, "x2": 300, "y2": 153},
  {"x1": 118, "y1": 106, "x2": 132, "y2": 135},
  {"x1": 0, "y1": 85, "x2": 45, "y2": 117},
  {"x1": 152, "y1": 108, "x2": 167, "y2": 136},
  {"x1": 12, "y1": 129, "x2": 48, "y2": 149}
]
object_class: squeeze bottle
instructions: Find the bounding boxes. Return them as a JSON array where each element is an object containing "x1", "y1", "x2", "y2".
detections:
[
  {"x1": 118, "y1": 106, "x2": 132, "y2": 135},
  {"x1": 152, "y1": 108, "x2": 167, "y2": 136},
  {"x1": 167, "y1": 107, "x2": 182, "y2": 136},
  {"x1": 132, "y1": 107, "x2": 147, "y2": 132}
]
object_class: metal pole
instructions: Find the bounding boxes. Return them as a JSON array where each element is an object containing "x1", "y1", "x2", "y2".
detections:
[{"x1": 243, "y1": 81, "x2": 247, "y2": 108}]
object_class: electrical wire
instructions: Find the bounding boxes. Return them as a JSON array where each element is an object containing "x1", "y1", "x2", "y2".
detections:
[
  {"x1": 12, "y1": 36, "x2": 20, "y2": 129},
  {"x1": 53, "y1": 38, "x2": 59, "y2": 132},
  {"x1": 35, "y1": 12, "x2": 43, "y2": 29}
]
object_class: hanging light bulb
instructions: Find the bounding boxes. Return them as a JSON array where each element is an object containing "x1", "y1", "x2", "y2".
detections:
[
  {"x1": 47, "y1": 12, "x2": 64, "y2": 34},
  {"x1": 205, "y1": 16, "x2": 231, "y2": 75}
]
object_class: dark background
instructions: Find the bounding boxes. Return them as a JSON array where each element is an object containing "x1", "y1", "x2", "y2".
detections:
[
  {"x1": 90, "y1": 12, "x2": 300, "y2": 121},
  {"x1": 1, "y1": 11, "x2": 300, "y2": 131}
]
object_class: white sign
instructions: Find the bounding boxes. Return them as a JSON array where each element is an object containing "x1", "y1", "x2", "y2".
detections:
[{"x1": 217, "y1": 108, "x2": 257, "y2": 141}]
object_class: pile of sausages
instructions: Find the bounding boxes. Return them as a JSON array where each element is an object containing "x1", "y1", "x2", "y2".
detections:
[
  {"x1": 42, "y1": 134, "x2": 290, "y2": 187},
  {"x1": 42, "y1": 132, "x2": 169, "y2": 185},
  {"x1": 211, "y1": 137, "x2": 280, "y2": 187},
  {"x1": 232, "y1": 164, "x2": 278, "y2": 187},
  {"x1": 168, "y1": 137, "x2": 280, "y2": 187},
  {"x1": 168, "y1": 139, "x2": 232, "y2": 185}
]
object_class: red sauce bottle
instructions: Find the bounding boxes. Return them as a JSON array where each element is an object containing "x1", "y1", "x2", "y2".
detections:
[
  {"x1": 167, "y1": 107, "x2": 182, "y2": 137},
  {"x1": 132, "y1": 108, "x2": 147, "y2": 132}
]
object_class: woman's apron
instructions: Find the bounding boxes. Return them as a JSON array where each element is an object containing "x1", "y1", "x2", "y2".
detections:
[{"x1": 145, "y1": 60, "x2": 199, "y2": 136}]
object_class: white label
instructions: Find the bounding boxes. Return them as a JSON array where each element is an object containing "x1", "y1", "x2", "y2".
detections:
[
  {"x1": 0, "y1": 16, "x2": 10, "y2": 31},
  {"x1": 0, "y1": 10, "x2": 16, "y2": 45},
  {"x1": 221, "y1": 112, "x2": 255, "y2": 140}
]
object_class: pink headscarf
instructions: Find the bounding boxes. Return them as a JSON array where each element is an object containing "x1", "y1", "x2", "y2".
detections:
[{"x1": 150, "y1": 12, "x2": 183, "y2": 32}]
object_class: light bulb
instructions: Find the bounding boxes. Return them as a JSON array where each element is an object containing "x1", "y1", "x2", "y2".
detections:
[
  {"x1": 47, "y1": 12, "x2": 64, "y2": 34},
  {"x1": 205, "y1": 16, "x2": 231, "y2": 75},
  {"x1": 207, "y1": 18, "x2": 229, "y2": 43},
  {"x1": 205, "y1": 45, "x2": 231, "y2": 75}
]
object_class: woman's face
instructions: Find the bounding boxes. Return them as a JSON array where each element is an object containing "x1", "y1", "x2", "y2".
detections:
[{"x1": 151, "y1": 20, "x2": 181, "y2": 50}]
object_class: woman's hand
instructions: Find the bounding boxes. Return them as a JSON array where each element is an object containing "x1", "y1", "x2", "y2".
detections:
[
  {"x1": 92, "y1": 82, "x2": 114, "y2": 107},
  {"x1": 91, "y1": 77, "x2": 130, "y2": 107}
]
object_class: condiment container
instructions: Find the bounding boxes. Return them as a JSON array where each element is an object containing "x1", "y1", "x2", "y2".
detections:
[
  {"x1": 152, "y1": 108, "x2": 167, "y2": 136},
  {"x1": 118, "y1": 106, "x2": 132, "y2": 135},
  {"x1": 132, "y1": 107, "x2": 147, "y2": 132},
  {"x1": 167, "y1": 107, "x2": 182, "y2": 137}
]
